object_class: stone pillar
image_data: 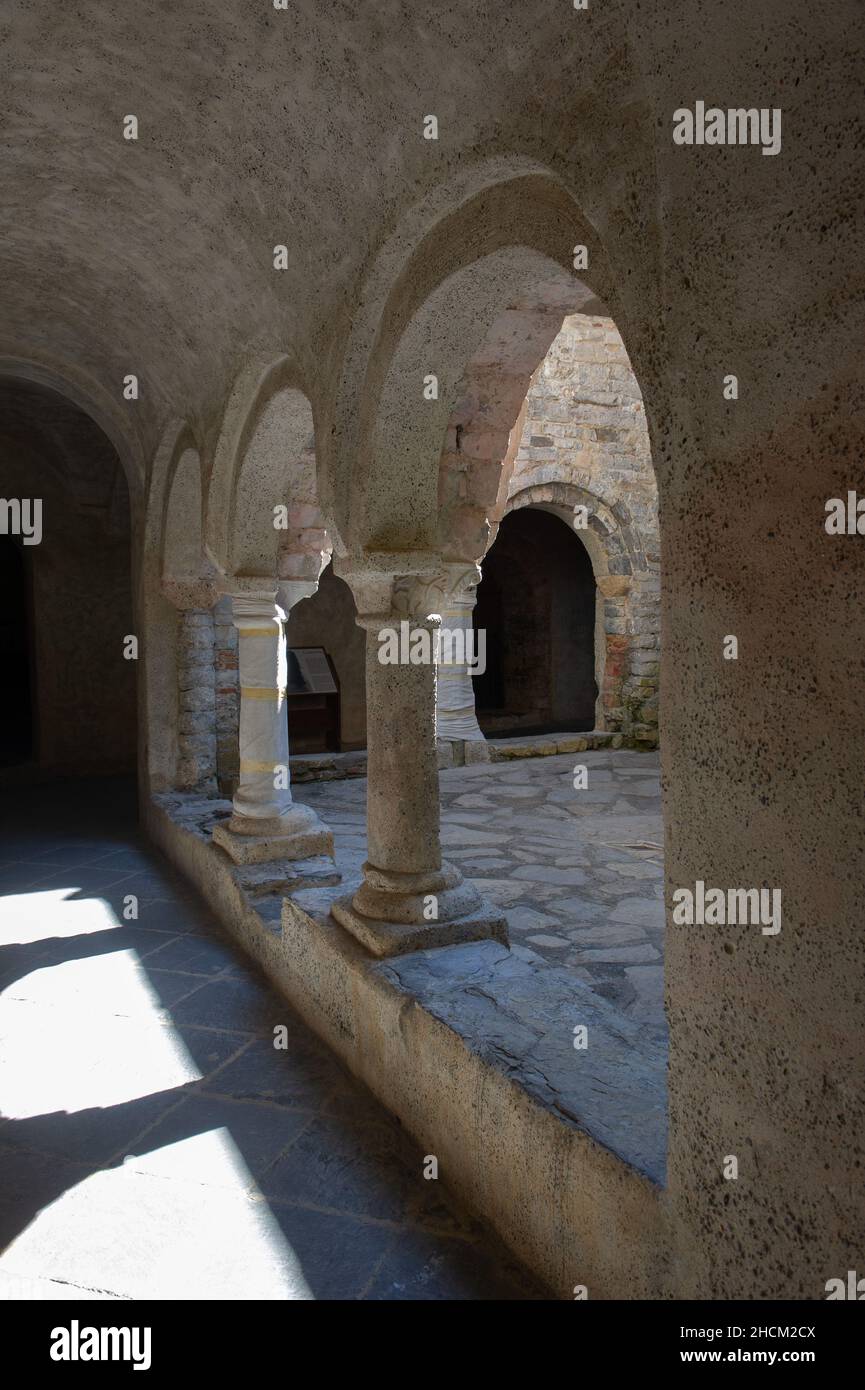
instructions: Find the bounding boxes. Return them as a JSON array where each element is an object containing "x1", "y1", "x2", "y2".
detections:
[
  {"x1": 331, "y1": 558, "x2": 507, "y2": 957},
  {"x1": 175, "y1": 608, "x2": 219, "y2": 793},
  {"x1": 434, "y1": 571, "x2": 486, "y2": 743},
  {"x1": 212, "y1": 587, "x2": 333, "y2": 865}
]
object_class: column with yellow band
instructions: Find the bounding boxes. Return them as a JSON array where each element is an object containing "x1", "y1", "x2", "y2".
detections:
[
  {"x1": 212, "y1": 587, "x2": 333, "y2": 865},
  {"x1": 229, "y1": 592, "x2": 292, "y2": 823}
]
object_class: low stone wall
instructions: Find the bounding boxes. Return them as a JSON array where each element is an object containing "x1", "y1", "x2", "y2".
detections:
[{"x1": 145, "y1": 789, "x2": 669, "y2": 1299}]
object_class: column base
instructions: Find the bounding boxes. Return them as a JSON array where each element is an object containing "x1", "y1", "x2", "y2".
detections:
[
  {"x1": 331, "y1": 860, "x2": 508, "y2": 958},
  {"x1": 331, "y1": 895, "x2": 508, "y2": 958},
  {"x1": 213, "y1": 804, "x2": 333, "y2": 865}
]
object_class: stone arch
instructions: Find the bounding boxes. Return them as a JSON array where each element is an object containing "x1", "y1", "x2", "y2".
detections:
[
  {"x1": 497, "y1": 482, "x2": 641, "y2": 731},
  {"x1": 0, "y1": 354, "x2": 146, "y2": 507},
  {"x1": 205, "y1": 356, "x2": 334, "y2": 587},
  {"x1": 202, "y1": 364, "x2": 337, "y2": 797},
  {"x1": 141, "y1": 420, "x2": 205, "y2": 792},
  {"x1": 325, "y1": 163, "x2": 638, "y2": 556},
  {"x1": 161, "y1": 445, "x2": 213, "y2": 598}
]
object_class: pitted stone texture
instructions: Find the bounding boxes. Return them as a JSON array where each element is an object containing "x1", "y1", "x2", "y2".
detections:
[
  {"x1": 234, "y1": 855, "x2": 341, "y2": 898},
  {"x1": 213, "y1": 816, "x2": 333, "y2": 867},
  {"x1": 331, "y1": 893, "x2": 508, "y2": 960},
  {"x1": 331, "y1": 562, "x2": 505, "y2": 954}
]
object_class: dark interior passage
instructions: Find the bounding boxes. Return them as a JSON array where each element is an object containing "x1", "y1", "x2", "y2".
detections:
[
  {"x1": 0, "y1": 380, "x2": 137, "y2": 777},
  {"x1": 473, "y1": 507, "x2": 597, "y2": 736}
]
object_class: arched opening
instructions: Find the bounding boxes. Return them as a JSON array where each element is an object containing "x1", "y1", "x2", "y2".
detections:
[
  {"x1": 473, "y1": 508, "x2": 596, "y2": 737},
  {"x1": 200, "y1": 372, "x2": 335, "y2": 802},
  {"x1": 0, "y1": 538, "x2": 33, "y2": 766},
  {"x1": 0, "y1": 378, "x2": 136, "y2": 781},
  {"x1": 286, "y1": 561, "x2": 366, "y2": 752}
]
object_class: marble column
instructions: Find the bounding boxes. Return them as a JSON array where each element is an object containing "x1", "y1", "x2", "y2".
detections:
[
  {"x1": 212, "y1": 587, "x2": 333, "y2": 865},
  {"x1": 434, "y1": 570, "x2": 486, "y2": 743},
  {"x1": 330, "y1": 559, "x2": 507, "y2": 957}
]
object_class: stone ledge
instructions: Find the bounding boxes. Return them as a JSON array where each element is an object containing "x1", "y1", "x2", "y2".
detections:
[
  {"x1": 289, "y1": 750, "x2": 368, "y2": 782},
  {"x1": 285, "y1": 732, "x2": 661, "y2": 783},
  {"x1": 376, "y1": 939, "x2": 666, "y2": 1185},
  {"x1": 487, "y1": 730, "x2": 621, "y2": 759},
  {"x1": 145, "y1": 790, "x2": 668, "y2": 1299}
]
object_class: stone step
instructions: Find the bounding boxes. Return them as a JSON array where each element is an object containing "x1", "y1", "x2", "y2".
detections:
[{"x1": 487, "y1": 730, "x2": 620, "y2": 760}]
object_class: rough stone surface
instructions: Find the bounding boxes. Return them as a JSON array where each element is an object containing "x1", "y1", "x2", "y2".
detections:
[
  {"x1": 331, "y1": 893, "x2": 508, "y2": 960},
  {"x1": 377, "y1": 940, "x2": 666, "y2": 1186},
  {"x1": 212, "y1": 818, "x2": 333, "y2": 868}
]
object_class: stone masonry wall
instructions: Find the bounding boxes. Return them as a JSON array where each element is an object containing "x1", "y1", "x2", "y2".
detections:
[
  {"x1": 175, "y1": 609, "x2": 217, "y2": 792},
  {"x1": 213, "y1": 594, "x2": 239, "y2": 795},
  {"x1": 502, "y1": 314, "x2": 660, "y2": 745}
]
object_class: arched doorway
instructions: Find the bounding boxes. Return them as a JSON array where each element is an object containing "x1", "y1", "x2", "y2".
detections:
[{"x1": 473, "y1": 507, "x2": 596, "y2": 736}]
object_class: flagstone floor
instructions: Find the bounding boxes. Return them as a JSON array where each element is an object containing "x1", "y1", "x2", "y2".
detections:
[{"x1": 296, "y1": 747, "x2": 665, "y2": 1031}]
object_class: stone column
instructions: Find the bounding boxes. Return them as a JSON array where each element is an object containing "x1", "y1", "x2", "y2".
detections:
[
  {"x1": 212, "y1": 587, "x2": 332, "y2": 865},
  {"x1": 176, "y1": 608, "x2": 218, "y2": 793},
  {"x1": 434, "y1": 570, "x2": 486, "y2": 744},
  {"x1": 331, "y1": 558, "x2": 507, "y2": 957}
]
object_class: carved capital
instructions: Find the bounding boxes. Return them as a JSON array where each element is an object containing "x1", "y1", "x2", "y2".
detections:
[{"x1": 334, "y1": 555, "x2": 481, "y2": 626}]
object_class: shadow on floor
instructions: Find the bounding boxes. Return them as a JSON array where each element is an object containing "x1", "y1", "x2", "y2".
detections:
[{"x1": 0, "y1": 778, "x2": 548, "y2": 1300}]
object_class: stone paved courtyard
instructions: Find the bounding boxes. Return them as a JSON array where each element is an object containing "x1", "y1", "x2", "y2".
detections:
[{"x1": 296, "y1": 748, "x2": 665, "y2": 1032}]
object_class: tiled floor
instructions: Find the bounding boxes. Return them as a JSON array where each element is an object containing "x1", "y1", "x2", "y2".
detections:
[
  {"x1": 297, "y1": 748, "x2": 665, "y2": 1027},
  {"x1": 0, "y1": 778, "x2": 545, "y2": 1300}
]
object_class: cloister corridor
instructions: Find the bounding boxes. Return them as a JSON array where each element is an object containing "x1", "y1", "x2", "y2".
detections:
[
  {"x1": 0, "y1": 780, "x2": 544, "y2": 1300},
  {"x1": 1, "y1": 0, "x2": 859, "y2": 1324}
]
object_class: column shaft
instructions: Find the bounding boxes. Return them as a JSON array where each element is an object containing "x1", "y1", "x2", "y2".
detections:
[
  {"x1": 435, "y1": 591, "x2": 486, "y2": 742},
  {"x1": 330, "y1": 563, "x2": 507, "y2": 957},
  {"x1": 365, "y1": 618, "x2": 442, "y2": 875},
  {"x1": 211, "y1": 589, "x2": 332, "y2": 865},
  {"x1": 231, "y1": 594, "x2": 292, "y2": 822}
]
